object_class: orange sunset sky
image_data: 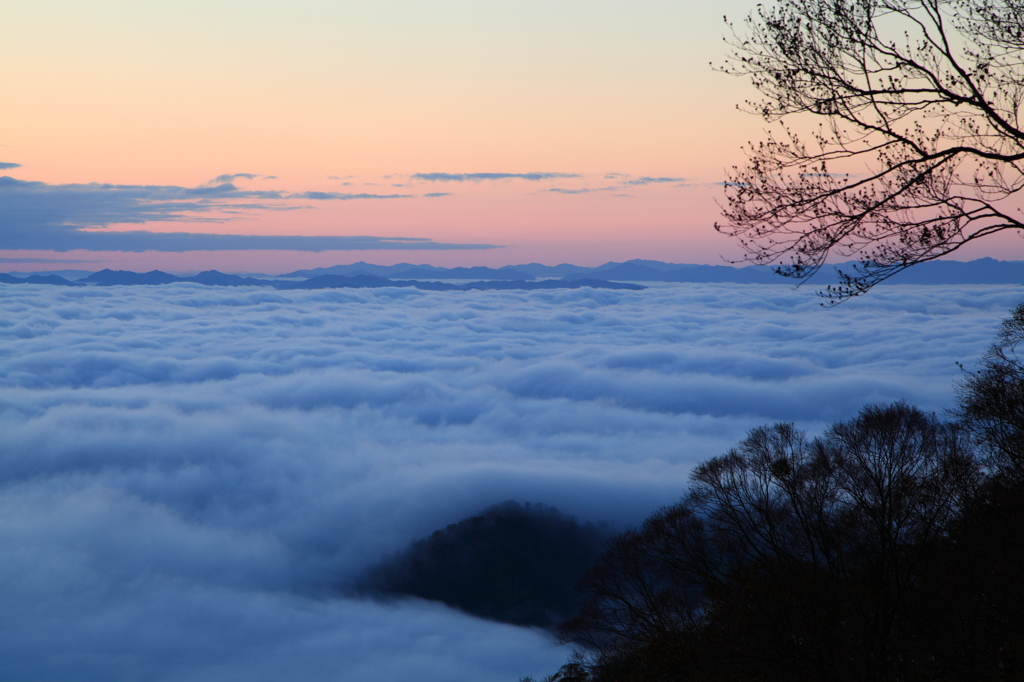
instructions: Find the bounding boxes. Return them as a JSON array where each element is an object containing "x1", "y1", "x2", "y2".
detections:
[{"x1": 4, "y1": 0, "x2": 1024, "y2": 273}]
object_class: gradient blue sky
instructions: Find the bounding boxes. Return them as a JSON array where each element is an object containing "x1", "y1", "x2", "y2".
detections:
[{"x1": 4, "y1": 0, "x2": 1024, "y2": 272}]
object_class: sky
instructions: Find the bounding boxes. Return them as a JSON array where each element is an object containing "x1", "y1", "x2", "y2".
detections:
[
  {"x1": 2, "y1": 281, "x2": 1019, "y2": 681},
  {"x1": 7, "y1": 0, "x2": 1022, "y2": 273}
]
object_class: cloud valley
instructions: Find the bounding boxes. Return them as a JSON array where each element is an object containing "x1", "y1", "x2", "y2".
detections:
[{"x1": 1, "y1": 282, "x2": 1020, "y2": 681}]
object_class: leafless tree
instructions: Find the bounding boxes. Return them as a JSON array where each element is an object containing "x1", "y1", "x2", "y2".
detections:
[
  {"x1": 958, "y1": 301, "x2": 1024, "y2": 475},
  {"x1": 716, "y1": 0, "x2": 1024, "y2": 303},
  {"x1": 557, "y1": 404, "x2": 979, "y2": 681}
]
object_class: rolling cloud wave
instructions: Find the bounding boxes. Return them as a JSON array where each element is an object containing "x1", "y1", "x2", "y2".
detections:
[{"x1": 0, "y1": 282, "x2": 1019, "y2": 680}]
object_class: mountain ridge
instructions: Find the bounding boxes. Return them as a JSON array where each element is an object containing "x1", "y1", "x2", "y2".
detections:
[
  {"x1": 4, "y1": 258, "x2": 1023, "y2": 286},
  {"x1": 3, "y1": 269, "x2": 645, "y2": 292}
]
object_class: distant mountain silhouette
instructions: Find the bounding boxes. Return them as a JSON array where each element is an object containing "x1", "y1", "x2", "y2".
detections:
[
  {"x1": 6, "y1": 258, "x2": 1023, "y2": 288},
  {"x1": 282, "y1": 262, "x2": 538, "y2": 280},
  {"x1": 183, "y1": 270, "x2": 271, "y2": 286},
  {"x1": 22, "y1": 269, "x2": 644, "y2": 292},
  {"x1": 880, "y1": 257, "x2": 1024, "y2": 284},
  {"x1": 506, "y1": 263, "x2": 594, "y2": 278},
  {"x1": 277, "y1": 258, "x2": 1024, "y2": 284},
  {"x1": 83, "y1": 269, "x2": 181, "y2": 285},
  {"x1": 23, "y1": 274, "x2": 83, "y2": 286},
  {"x1": 561, "y1": 262, "x2": 782, "y2": 283},
  {"x1": 390, "y1": 266, "x2": 536, "y2": 280},
  {"x1": 461, "y1": 278, "x2": 642, "y2": 291},
  {"x1": 0, "y1": 272, "x2": 82, "y2": 286},
  {"x1": 278, "y1": 261, "x2": 411, "y2": 278},
  {"x1": 274, "y1": 274, "x2": 397, "y2": 289},
  {"x1": 276, "y1": 274, "x2": 645, "y2": 291}
]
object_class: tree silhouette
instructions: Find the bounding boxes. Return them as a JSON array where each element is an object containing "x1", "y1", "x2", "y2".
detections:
[
  {"x1": 715, "y1": 0, "x2": 1024, "y2": 303},
  {"x1": 536, "y1": 307, "x2": 1024, "y2": 681},
  {"x1": 557, "y1": 404, "x2": 979, "y2": 681},
  {"x1": 959, "y1": 301, "x2": 1024, "y2": 477}
]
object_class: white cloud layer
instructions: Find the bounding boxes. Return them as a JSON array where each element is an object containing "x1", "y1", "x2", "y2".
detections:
[{"x1": 0, "y1": 282, "x2": 1020, "y2": 681}]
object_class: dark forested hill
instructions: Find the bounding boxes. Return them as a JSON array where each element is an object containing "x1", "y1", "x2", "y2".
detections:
[{"x1": 360, "y1": 502, "x2": 613, "y2": 628}]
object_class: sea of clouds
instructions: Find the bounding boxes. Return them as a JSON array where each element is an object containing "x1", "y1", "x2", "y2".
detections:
[{"x1": 1, "y1": 281, "x2": 1021, "y2": 681}]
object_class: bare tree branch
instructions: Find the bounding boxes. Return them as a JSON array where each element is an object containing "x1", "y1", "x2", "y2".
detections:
[{"x1": 715, "y1": 0, "x2": 1024, "y2": 303}]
